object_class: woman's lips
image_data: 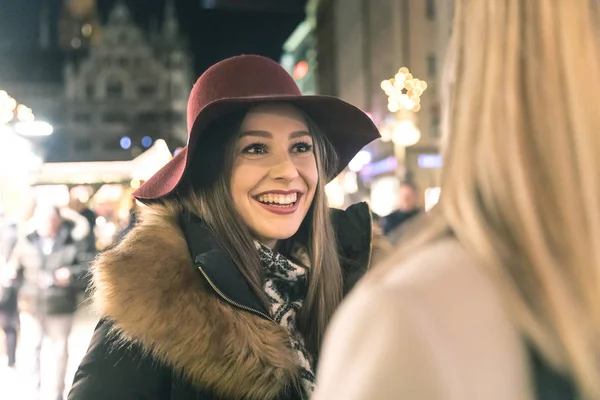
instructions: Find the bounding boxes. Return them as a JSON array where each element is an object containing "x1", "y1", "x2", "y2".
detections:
[{"x1": 253, "y1": 192, "x2": 303, "y2": 215}]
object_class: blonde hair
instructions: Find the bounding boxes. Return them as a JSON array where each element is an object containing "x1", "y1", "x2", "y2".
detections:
[{"x1": 379, "y1": 0, "x2": 600, "y2": 397}]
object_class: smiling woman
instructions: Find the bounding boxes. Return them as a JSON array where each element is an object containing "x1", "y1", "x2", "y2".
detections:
[
  {"x1": 68, "y1": 55, "x2": 382, "y2": 400},
  {"x1": 231, "y1": 104, "x2": 318, "y2": 247}
]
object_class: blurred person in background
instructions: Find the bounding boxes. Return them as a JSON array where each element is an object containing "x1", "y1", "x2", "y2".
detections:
[
  {"x1": 77, "y1": 207, "x2": 96, "y2": 255},
  {"x1": 9, "y1": 204, "x2": 90, "y2": 400},
  {"x1": 68, "y1": 54, "x2": 384, "y2": 400},
  {"x1": 0, "y1": 266, "x2": 21, "y2": 370},
  {"x1": 380, "y1": 181, "x2": 421, "y2": 236},
  {"x1": 70, "y1": 199, "x2": 97, "y2": 295},
  {"x1": 0, "y1": 205, "x2": 18, "y2": 263},
  {"x1": 380, "y1": 181, "x2": 422, "y2": 245},
  {"x1": 314, "y1": 0, "x2": 600, "y2": 399},
  {"x1": 0, "y1": 205, "x2": 20, "y2": 369},
  {"x1": 69, "y1": 197, "x2": 97, "y2": 256}
]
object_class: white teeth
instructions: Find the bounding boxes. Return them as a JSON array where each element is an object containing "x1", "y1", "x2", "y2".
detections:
[{"x1": 257, "y1": 193, "x2": 298, "y2": 205}]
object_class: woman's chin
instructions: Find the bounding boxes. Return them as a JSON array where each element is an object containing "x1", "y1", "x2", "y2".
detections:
[{"x1": 254, "y1": 227, "x2": 299, "y2": 245}]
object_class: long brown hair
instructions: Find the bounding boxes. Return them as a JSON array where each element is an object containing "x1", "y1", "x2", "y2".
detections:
[
  {"x1": 377, "y1": 0, "x2": 600, "y2": 397},
  {"x1": 179, "y1": 105, "x2": 343, "y2": 356}
]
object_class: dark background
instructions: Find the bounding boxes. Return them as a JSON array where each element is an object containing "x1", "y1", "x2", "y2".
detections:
[{"x1": 0, "y1": 0, "x2": 308, "y2": 76}]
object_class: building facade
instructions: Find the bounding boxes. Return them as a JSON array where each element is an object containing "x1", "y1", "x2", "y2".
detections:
[
  {"x1": 60, "y1": 0, "x2": 192, "y2": 162},
  {"x1": 297, "y1": 0, "x2": 453, "y2": 214},
  {"x1": 0, "y1": 0, "x2": 193, "y2": 164},
  {"x1": 280, "y1": 19, "x2": 317, "y2": 95}
]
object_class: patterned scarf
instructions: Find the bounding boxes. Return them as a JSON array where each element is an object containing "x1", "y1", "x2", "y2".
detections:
[{"x1": 256, "y1": 242, "x2": 316, "y2": 397}]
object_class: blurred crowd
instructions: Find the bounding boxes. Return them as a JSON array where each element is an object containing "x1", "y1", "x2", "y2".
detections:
[
  {"x1": 0, "y1": 180, "x2": 418, "y2": 400},
  {"x1": 0, "y1": 198, "x2": 123, "y2": 399}
]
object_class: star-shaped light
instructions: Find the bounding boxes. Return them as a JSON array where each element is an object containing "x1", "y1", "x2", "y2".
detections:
[{"x1": 381, "y1": 67, "x2": 428, "y2": 113}]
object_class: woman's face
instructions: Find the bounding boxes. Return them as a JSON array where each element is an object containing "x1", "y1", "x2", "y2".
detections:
[{"x1": 230, "y1": 103, "x2": 318, "y2": 248}]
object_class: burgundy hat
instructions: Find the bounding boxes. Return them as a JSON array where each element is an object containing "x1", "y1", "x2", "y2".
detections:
[{"x1": 133, "y1": 54, "x2": 380, "y2": 200}]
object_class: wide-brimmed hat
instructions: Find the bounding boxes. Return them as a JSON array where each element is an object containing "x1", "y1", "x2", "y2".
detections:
[{"x1": 133, "y1": 54, "x2": 380, "y2": 200}]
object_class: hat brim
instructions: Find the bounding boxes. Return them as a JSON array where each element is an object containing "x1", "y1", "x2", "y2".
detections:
[{"x1": 133, "y1": 95, "x2": 380, "y2": 200}]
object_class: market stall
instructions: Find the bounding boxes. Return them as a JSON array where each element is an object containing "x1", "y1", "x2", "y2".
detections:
[{"x1": 28, "y1": 139, "x2": 172, "y2": 249}]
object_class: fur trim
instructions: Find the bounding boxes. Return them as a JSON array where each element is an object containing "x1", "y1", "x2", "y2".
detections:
[{"x1": 91, "y1": 202, "x2": 298, "y2": 399}]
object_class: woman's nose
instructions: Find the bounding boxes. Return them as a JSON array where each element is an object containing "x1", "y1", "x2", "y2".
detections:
[{"x1": 269, "y1": 153, "x2": 300, "y2": 182}]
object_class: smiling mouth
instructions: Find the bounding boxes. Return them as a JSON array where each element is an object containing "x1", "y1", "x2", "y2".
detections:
[{"x1": 254, "y1": 192, "x2": 299, "y2": 208}]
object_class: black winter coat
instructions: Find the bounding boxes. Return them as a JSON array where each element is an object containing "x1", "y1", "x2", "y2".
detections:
[
  {"x1": 11, "y1": 222, "x2": 88, "y2": 316},
  {"x1": 68, "y1": 202, "x2": 374, "y2": 400}
]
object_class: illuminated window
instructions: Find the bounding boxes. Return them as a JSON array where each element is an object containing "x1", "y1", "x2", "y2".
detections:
[{"x1": 82, "y1": 24, "x2": 93, "y2": 37}]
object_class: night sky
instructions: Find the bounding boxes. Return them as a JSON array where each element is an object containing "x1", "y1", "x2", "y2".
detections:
[{"x1": 0, "y1": 0, "x2": 307, "y2": 77}]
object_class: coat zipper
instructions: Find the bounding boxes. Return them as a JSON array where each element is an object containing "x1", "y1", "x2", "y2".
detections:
[
  {"x1": 196, "y1": 265, "x2": 271, "y2": 320},
  {"x1": 196, "y1": 265, "x2": 306, "y2": 400},
  {"x1": 294, "y1": 376, "x2": 305, "y2": 400}
]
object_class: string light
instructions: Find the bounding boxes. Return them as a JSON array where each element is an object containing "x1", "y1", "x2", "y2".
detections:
[
  {"x1": 0, "y1": 90, "x2": 35, "y2": 125},
  {"x1": 379, "y1": 67, "x2": 427, "y2": 147},
  {"x1": 380, "y1": 67, "x2": 427, "y2": 113}
]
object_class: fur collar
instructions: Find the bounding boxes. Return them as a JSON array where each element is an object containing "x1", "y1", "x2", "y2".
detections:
[
  {"x1": 92, "y1": 203, "x2": 298, "y2": 399},
  {"x1": 91, "y1": 201, "x2": 374, "y2": 399}
]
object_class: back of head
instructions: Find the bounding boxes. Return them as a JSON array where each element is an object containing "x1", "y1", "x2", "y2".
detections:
[{"x1": 388, "y1": 0, "x2": 600, "y2": 397}]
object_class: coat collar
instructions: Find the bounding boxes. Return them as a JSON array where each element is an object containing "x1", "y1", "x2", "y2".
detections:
[
  {"x1": 177, "y1": 201, "x2": 373, "y2": 316},
  {"x1": 91, "y1": 201, "x2": 372, "y2": 399},
  {"x1": 178, "y1": 210, "x2": 269, "y2": 317}
]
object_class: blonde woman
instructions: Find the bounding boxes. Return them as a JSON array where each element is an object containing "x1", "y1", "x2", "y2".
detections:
[{"x1": 313, "y1": 0, "x2": 600, "y2": 399}]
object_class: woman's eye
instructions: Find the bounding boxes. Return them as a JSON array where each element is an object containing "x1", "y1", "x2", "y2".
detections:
[
  {"x1": 292, "y1": 142, "x2": 313, "y2": 153},
  {"x1": 243, "y1": 143, "x2": 267, "y2": 155}
]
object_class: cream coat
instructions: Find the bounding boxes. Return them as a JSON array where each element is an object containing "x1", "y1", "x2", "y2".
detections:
[{"x1": 314, "y1": 238, "x2": 535, "y2": 400}]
